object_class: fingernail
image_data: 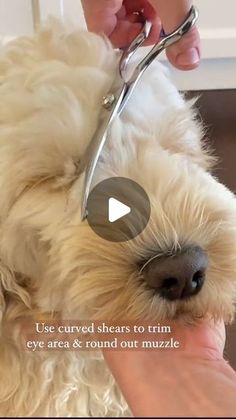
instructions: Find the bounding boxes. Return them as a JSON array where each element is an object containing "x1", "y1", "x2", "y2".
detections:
[{"x1": 176, "y1": 48, "x2": 199, "y2": 67}]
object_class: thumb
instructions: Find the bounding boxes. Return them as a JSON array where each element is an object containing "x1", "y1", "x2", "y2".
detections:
[
  {"x1": 149, "y1": 0, "x2": 201, "y2": 70},
  {"x1": 182, "y1": 320, "x2": 226, "y2": 360}
]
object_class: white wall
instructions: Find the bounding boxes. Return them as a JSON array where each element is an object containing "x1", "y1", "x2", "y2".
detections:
[
  {"x1": 195, "y1": 0, "x2": 236, "y2": 60},
  {"x1": 0, "y1": 0, "x2": 86, "y2": 40},
  {"x1": 39, "y1": 0, "x2": 86, "y2": 28},
  {"x1": 0, "y1": 0, "x2": 34, "y2": 38},
  {"x1": 196, "y1": 0, "x2": 236, "y2": 29}
]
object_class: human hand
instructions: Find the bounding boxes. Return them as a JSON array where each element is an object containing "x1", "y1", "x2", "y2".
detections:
[
  {"x1": 81, "y1": 0, "x2": 201, "y2": 70},
  {"x1": 81, "y1": 0, "x2": 161, "y2": 49},
  {"x1": 103, "y1": 321, "x2": 236, "y2": 417}
]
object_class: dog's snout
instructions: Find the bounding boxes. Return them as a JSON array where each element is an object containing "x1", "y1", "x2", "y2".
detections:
[{"x1": 142, "y1": 246, "x2": 208, "y2": 301}]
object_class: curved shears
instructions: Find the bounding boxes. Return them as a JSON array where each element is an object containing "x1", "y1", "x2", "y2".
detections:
[{"x1": 81, "y1": 6, "x2": 199, "y2": 221}]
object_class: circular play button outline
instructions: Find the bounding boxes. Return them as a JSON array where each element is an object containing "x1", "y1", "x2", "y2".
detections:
[{"x1": 86, "y1": 177, "x2": 151, "y2": 242}]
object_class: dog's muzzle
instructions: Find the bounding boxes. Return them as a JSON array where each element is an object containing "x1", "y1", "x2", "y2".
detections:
[{"x1": 141, "y1": 246, "x2": 208, "y2": 301}]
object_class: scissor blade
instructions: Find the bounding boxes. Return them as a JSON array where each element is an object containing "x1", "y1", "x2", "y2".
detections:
[{"x1": 81, "y1": 83, "x2": 128, "y2": 220}]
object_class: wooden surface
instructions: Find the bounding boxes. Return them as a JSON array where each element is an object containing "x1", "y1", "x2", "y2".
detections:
[{"x1": 187, "y1": 90, "x2": 236, "y2": 369}]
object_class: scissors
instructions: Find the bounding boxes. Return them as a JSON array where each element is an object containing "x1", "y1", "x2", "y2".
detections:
[{"x1": 81, "y1": 5, "x2": 199, "y2": 221}]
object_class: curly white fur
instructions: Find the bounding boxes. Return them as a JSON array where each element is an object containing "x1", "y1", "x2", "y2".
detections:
[{"x1": 0, "y1": 23, "x2": 236, "y2": 416}]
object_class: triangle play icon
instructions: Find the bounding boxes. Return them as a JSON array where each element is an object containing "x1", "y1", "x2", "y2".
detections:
[{"x1": 108, "y1": 197, "x2": 131, "y2": 223}]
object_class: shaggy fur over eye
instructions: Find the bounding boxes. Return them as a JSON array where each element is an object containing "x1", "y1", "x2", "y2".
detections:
[{"x1": 0, "y1": 23, "x2": 236, "y2": 417}]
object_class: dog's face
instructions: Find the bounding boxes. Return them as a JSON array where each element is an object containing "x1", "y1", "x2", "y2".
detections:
[
  {"x1": 60, "y1": 142, "x2": 236, "y2": 323},
  {"x1": 1, "y1": 27, "x2": 236, "y2": 325}
]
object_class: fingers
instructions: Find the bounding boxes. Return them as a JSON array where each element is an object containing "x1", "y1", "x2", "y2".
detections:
[
  {"x1": 210, "y1": 319, "x2": 226, "y2": 356},
  {"x1": 110, "y1": 14, "x2": 161, "y2": 49},
  {"x1": 82, "y1": 0, "x2": 161, "y2": 49},
  {"x1": 110, "y1": 0, "x2": 161, "y2": 48},
  {"x1": 149, "y1": 0, "x2": 201, "y2": 70},
  {"x1": 110, "y1": 20, "x2": 144, "y2": 48},
  {"x1": 124, "y1": 0, "x2": 157, "y2": 21},
  {"x1": 81, "y1": 0, "x2": 123, "y2": 35}
]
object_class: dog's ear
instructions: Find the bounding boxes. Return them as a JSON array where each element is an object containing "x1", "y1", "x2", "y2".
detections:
[{"x1": 0, "y1": 26, "x2": 116, "y2": 218}]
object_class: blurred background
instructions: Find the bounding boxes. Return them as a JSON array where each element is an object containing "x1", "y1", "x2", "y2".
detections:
[{"x1": 0, "y1": 0, "x2": 235, "y2": 367}]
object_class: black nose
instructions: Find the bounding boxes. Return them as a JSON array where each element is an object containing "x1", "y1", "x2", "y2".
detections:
[{"x1": 141, "y1": 246, "x2": 208, "y2": 301}]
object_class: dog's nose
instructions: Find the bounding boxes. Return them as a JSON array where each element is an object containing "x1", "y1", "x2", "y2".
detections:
[{"x1": 142, "y1": 246, "x2": 208, "y2": 301}]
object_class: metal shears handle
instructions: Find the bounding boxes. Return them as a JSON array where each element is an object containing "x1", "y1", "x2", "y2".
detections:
[{"x1": 118, "y1": 5, "x2": 199, "y2": 114}]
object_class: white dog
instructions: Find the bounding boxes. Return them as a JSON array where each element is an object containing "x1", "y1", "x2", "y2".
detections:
[{"x1": 0, "y1": 24, "x2": 236, "y2": 416}]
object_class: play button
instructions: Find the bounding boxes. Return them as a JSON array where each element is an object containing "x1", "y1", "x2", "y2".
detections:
[
  {"x1": 108, "y1": 198, "x2": 131, "y2": 223},
  {"x1": 86, "y1": 177, "x2": 151, "y2": 242}
]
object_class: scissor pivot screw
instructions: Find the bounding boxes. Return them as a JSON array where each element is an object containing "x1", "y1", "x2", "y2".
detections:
[{"x1": 103, "y1": 93, "x2": 116, "y2": 109}]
